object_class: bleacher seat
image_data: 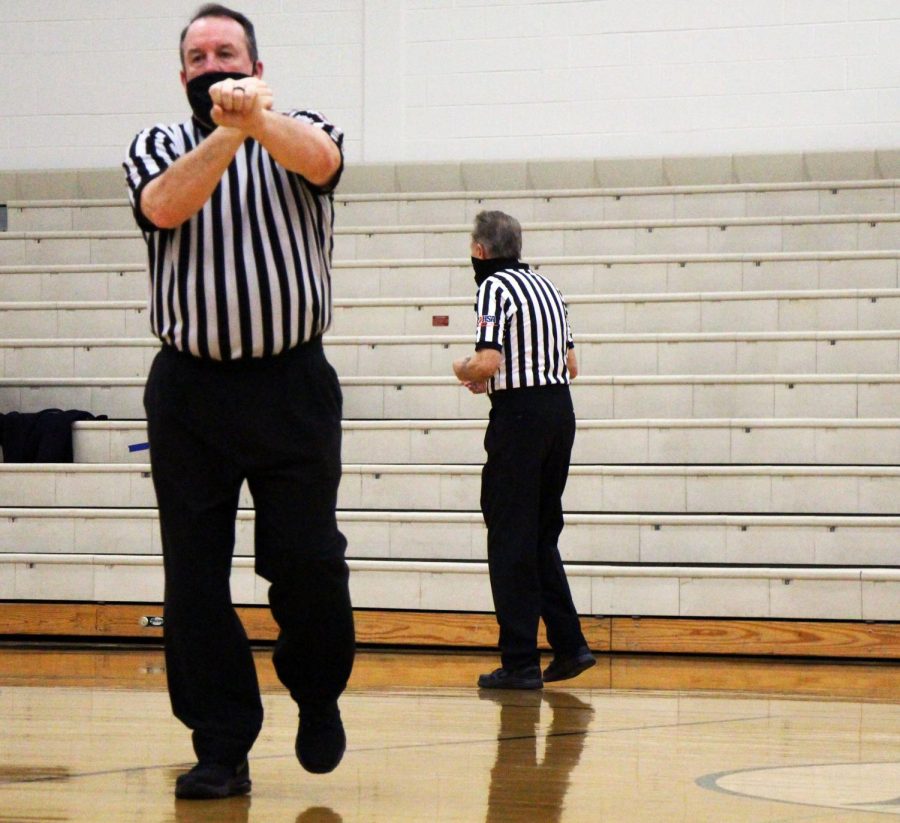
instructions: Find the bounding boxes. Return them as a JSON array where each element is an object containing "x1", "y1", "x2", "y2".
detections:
[{"x1": 0, "y1": 154, "x2": 898, "y2": 637}]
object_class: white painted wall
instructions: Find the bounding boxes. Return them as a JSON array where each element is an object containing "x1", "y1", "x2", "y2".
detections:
[{"x1": 1, "y1": 0, "x2": 898, "y2": 170}]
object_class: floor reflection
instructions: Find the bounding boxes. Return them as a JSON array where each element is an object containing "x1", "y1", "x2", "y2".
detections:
[
  {"x1": 296, "y1": 807, "x2": 344, "y2": 822},
  {"x1": 173, "y1": 794, "x2": 251, "y2": 822},
  {"x1": 482, "y1": 690, "x2": 593, "y2": 823}
]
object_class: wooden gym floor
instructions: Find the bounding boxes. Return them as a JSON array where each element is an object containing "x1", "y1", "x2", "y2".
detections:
[{"x1": 0, "y1": 645, "x2": 897, "y2": 822}]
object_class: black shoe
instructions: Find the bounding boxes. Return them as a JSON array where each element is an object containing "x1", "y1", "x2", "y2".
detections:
[
  {"x1": 477, "y1": 665, "x2": 543, "y2": 690},
  {"x1": 542, "y1": 647, "x2": 596, "y2": 682},
  {"x1": 174, "y1": 759, "x2": 251, "y2": 799},
  {"x1": 296, "y1": 701, "x2": 346, "y2": 774}
]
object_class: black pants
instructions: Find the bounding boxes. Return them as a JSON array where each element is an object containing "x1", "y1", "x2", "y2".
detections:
[
  {"x1": 481, "y1": 385, "x2": 586, "y2": 670},
  {"x1": 144, "y1": 340, "x2": 355, "y2": 766}
]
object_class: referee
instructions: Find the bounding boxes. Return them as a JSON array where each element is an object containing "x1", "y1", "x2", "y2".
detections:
[
  {"x1": 123, "y1": 4, "x2": 353, "y2": 799},
  {"x1": 453, "y1": 211, "x2": 596, "y2": 689}
]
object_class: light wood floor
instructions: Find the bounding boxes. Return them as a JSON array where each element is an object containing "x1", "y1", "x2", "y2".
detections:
[{"x1": 0, "y1": 645, "x2": 897, "y2": 822}]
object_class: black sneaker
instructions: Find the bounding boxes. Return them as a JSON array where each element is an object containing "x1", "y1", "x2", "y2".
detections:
[
  {"x1": 296, "y1": 701, "x2": 346, "y2": 774},
  {"x1": 174, "y1": 759, "x2": 251, "y2": 799},
  {"x1": 477, "y1": 665, "x2": 543, "y2": 690},
  {"x1": 542, "y1": 647, "x2": 596, "y2": 682}
]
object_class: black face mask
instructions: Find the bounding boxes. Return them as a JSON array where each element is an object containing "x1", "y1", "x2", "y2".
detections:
[
  {"x1": 471, "y1": 255, "x2": 519, "y2": 282},
  {"x1": 471, "y1": 257, "x2": 495, "y2": 278},
  {"x1": 185, "y1": 70, "x2": 252, "y2": 129}
]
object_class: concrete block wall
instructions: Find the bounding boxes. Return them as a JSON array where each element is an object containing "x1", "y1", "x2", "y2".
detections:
[{"x1": 1, "y1": 3, "x2": 900, "y2": 169}]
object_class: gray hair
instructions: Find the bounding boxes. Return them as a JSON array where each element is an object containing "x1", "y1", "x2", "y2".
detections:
[{"x1": 472, "y1": 211, "x2": 522, "y2": 259}]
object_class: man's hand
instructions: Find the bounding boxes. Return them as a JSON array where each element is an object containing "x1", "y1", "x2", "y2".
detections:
[
  {"x1": 208, "y1": 77, "x2": 341, "y2": 187},
  {"x1": 142, "y1": 74, "x2": 339, "y2": 228},
  {"x1": 209, "y1": 76, "x2": 274, "y2": 136},
  {"x1": 463, "y1": 380, "x2": 488, "y2": 394},
  {"x1": 452, "y1": 356, "x2": 470, "y2": 381}
]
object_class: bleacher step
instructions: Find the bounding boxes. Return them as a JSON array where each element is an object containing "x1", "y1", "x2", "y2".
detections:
[
  {"x1": 3, "y1": 373, "x2": 897, "y2": 419},
  {"x1": 0, "y1": 462, "x2": 896, "y2": 514},
  {"x1": 69, "y1": 418, "x2": 900, "y2": 466},
  {"x1": 2, "y1": 508, "x2": 896, "y2": 566},
  {"x1": 0, "y1": 551, "x2": 895, "y2": 621},
  {"x1": 1, "y1": 288, "x2": 896, "y2": 337}
]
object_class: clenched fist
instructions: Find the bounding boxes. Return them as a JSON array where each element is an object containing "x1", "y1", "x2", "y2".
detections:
[{"x1": 209, "y1": 76, "x2": 274, "y2": 133}]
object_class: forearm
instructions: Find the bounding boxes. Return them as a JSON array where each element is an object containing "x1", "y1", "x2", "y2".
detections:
[
  {"x1": 567, "y1": 347, "x2": 578, "y2": 379},
  {"x1": 253, "y1": 111, "x2": 341, "y2": 187},
  {"x1": 454, "y1": 357, "x2": 480, "y2": 383},
  {"x1": 207, "y1": 77, "x2": 340, "y2": 187},
  {"x1": 453, "y1": 348, "x2": 502, "y2": 382},
  {"x1": 141, "y1": 127, "x2": 245, "y2": 229}
]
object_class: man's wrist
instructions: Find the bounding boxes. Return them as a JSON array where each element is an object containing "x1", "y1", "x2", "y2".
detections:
[
  {"x1": 207, "y1": 121, "x2": 248, "y2": 145},
  {"x1": 246, "y1": 109, "x2": 273, "y2": 143}
]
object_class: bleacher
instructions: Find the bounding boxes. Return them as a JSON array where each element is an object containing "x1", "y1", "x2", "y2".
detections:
[{"x1": 0, "y1": 151, "x2": 898, "y2": 656}]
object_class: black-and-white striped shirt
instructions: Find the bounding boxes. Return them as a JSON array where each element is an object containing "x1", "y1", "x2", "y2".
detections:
[
  {"x1": 473, "y1": 260, "x2": 574, "y2": 394},
  {"x1": 123, "y1": 111, "x2": 343, "y2": 361}
]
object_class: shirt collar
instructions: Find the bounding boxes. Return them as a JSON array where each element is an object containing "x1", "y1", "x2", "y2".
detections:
[{"x1": 473, "y1": 256, "x2": 523, "y2": 287}]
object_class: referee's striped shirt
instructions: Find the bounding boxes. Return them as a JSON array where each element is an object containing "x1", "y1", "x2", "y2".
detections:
[
  {"x1": 123, "y1": 110, "x2": 343, "y2": 361},
  {"x1": 474, "y1": 259, "x2": 574, "y2": 394}
]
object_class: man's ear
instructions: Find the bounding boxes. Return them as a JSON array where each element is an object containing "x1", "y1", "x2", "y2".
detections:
[{"x1": 253, "y1": 60, "x2": 264, "y2": 78}]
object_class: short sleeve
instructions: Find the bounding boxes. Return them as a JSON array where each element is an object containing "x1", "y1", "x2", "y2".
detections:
[
  {"x1": 122, "y1": 125, "x2": 183, "y2": 232},
  {"x1": 474, "y1": 277, "x2": 508, "y2": 352},
  {"x1": 562, "y1": 290, "x2": 574, "y2": 349},
  {"x1": 286, "y1": 109, "x2": 345, "y2": 193}
]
